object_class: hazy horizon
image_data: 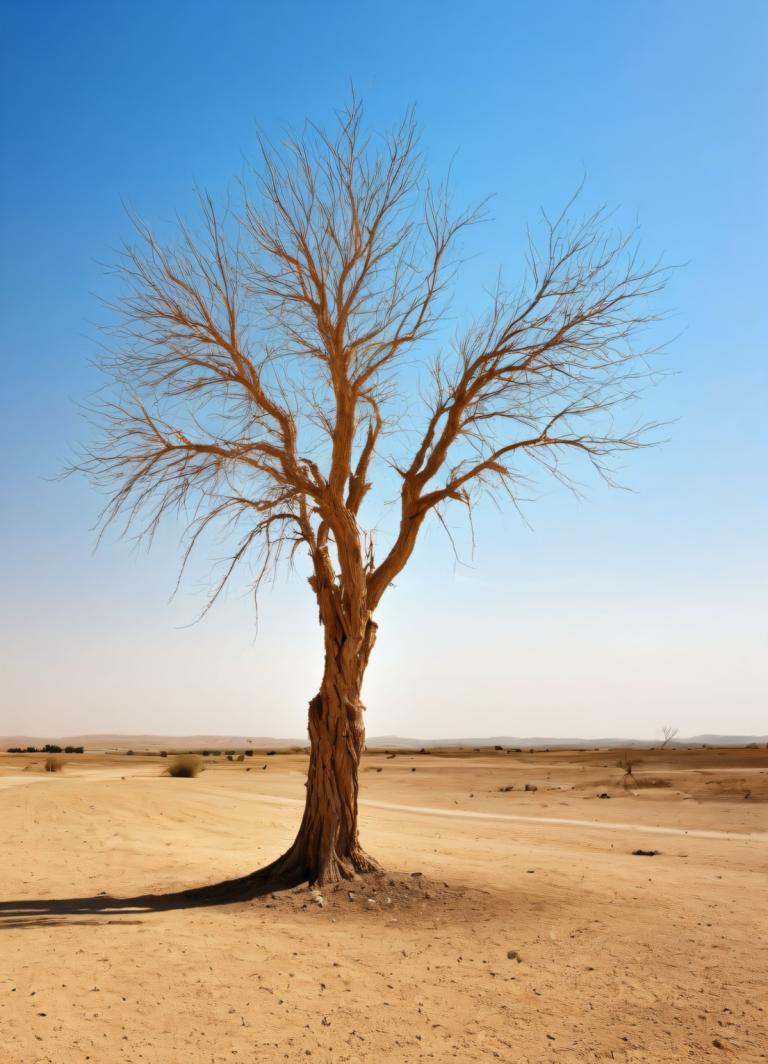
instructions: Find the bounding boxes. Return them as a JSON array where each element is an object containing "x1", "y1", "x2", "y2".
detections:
[{"x1": 2, "y1": 1, "x2": 766, "y2": 740}]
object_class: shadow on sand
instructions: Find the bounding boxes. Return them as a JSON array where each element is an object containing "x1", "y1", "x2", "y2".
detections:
[{"x1": 0, "y1": 868, "x2": 301, "y2": 930}]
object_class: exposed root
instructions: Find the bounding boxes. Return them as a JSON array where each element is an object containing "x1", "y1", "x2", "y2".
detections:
[{"x1": 182, "y1": 843, "x2": 382, "y2": 902}]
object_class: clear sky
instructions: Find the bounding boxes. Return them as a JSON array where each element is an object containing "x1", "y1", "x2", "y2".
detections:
[{"x1": 1, "y1": 0, "x2": 766, "y2": 741}]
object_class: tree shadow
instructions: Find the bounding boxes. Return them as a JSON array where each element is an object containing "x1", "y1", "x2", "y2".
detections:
[{"x1": 0, "y1": 866, "x2": 303, "y2": 930}]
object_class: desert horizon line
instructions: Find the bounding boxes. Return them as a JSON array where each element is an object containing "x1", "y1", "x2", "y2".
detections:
[{"x1": 3, "y1": 731, "x2": 766, "y2": 748}]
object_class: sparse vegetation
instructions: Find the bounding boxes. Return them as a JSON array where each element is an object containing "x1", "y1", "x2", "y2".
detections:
[
  {"x1": 44, "y1": 757, "x2": 63, "y2": 772},
  {"x1": 164, "y1": 755, "x2": 203, "y2": 778},
  {"x1": 7, "y1": 744, "x2": 83, "y2": 754},
  {"x1": 618, "y1": 755, "x2": 641, "y2": 788},
  {"x1": 660, "y1": 725, "x2": 679, "y2": 749}
]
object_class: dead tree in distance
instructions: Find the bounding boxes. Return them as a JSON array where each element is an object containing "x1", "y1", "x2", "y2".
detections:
[
  {"x1": 78, "y1": 100, "x2": 668, "y2": 890},
  {"x1": 660, "y1": 725, "x2": 679, "y2": 748}
]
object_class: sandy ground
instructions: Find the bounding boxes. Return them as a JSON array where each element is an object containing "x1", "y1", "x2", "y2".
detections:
[{"x1": 0, "y1": 746, "x2": 766, "y2": 1063}]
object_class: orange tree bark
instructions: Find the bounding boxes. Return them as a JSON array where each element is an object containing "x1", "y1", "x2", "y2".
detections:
[{"x1": 270, "y1": 608, "x2": 379, "y2": 885}]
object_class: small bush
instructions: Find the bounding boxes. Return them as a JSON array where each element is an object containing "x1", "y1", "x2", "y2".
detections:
[
  {"x1": 160, "y1": 750, "x2": 168, "y2": 757},
  {"x1": 244, "y1": 749, "x2": 254, "y2": 756},
  {"x1": 165, "y1": 755, "x2": 203, "y2": 778},
  {"x1": 64, "y1": 745, "x2": 84, "y2": 754},
  {"x1": 127, "y1": 749, "x2": 135, "y2": 756},
  {"x1": 44, "y1": 758, "x2": 63, "y2": 772},
  {"x1": 43, "y1": 744, "x2": 63, "y2": 753}
]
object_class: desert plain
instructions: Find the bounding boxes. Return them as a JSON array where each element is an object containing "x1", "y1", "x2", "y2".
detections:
[{"x1": 0, "y1": 744, "x2": 766, "y2": 1064}]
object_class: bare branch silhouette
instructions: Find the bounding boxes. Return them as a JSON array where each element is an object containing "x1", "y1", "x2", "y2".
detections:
[{"x1": 74, "y1": 97, "x2": 670, "y2": 888}]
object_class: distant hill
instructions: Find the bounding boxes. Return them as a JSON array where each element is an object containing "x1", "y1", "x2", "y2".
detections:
[
  {"x1": 367, "y1": 735, "x2": 768, "y2": 749},
  {"x1": 686, "y1": 734, "x2": 768, "y2": 746},
  {"x1": 2, "y1": 732, "x2": 765, "y2": 752}
]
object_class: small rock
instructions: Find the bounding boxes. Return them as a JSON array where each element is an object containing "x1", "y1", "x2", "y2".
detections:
[
  {"x1": 410, "y1": 871, "x2": 423, "y2": 878},
  {"x1": 347, "y1": 891, "x2": 356, "y2": 901},
  {"x1": 524, "y1": 783, "x2": 538, "y2": 792},
  {"x1": 506, "y1": 950, "x2": 521, "y2": 961},
  {"x1": 631, "y1": 849, "x2": 659, "y2": 857},
  {"x1": 367, "y1": 897, "x2": 377, "y2": 907}
]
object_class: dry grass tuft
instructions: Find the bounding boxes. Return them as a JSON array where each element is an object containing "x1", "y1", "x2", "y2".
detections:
[
  {"x1": 44, "y1": 758, "x2": 63, "y2": 773},
  {"x1": 164, "y1": 755, "x2": 203, "y2": 778}
]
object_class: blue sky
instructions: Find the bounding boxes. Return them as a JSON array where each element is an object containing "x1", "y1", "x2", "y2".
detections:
[{"x1": 1, "y1": 0, "x2": 766, "y2": 739}]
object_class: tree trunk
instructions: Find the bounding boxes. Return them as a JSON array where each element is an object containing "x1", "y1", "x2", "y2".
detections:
[
  {"x1": 185, "y1": 614, "x2": 378, "y2": 900},
  {"x1": 272, "y1": 614, "x2": 379, "y2": 886}
]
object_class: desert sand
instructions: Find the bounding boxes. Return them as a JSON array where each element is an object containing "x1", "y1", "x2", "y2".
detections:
[{"x1": 0, "y1": 746, "x2": 766, "y2": 1063}]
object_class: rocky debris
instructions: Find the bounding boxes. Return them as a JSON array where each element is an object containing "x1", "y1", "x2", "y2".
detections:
[
  {"x1": 632, "y1": 849, "x2": 659, "y2": 857},
  {"x1": 506, "y1": 949, "x2": 522, "y2": 962},
  {"x1": 498, "y1": 785, "x2": 514, "y2": 792},
  {"x1": 524, "y1": 783, "x2": 538, "y2": 792},
  {"x1": 597, "y1": 792, "x2": 611, "y2": 799}
]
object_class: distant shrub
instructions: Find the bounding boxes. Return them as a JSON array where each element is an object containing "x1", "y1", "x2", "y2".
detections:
[
  {"x1": 618, "y1": 755, "x2": 642, "y2": 788},
  {"x1": 226, "y1": 754, "x2": 234, "y2": 761},
  {"x1": 165, "y1": 755, "x2": 203, "y2": 778},
  {"x1": 42, "y1": 744, "x2": 63, "y2": 753},
  {"x1": 44, "y1": 757, "x2": 63, "y2": 772},
  {"x1": 127, "y1": 749, "x2": 135, "y2": 756},
  {"x1": 201, "y1": 750, "x2": 210, "y2": 756},
  {"x1": 244, "y1": 749, "x2": 254, "y2": 757},
  {"x1": 7, "y1": 747, "x2": 22, "y2": 753},
  {"x1": 210, "y1": 750, "x2": 221, "y2": 757},
  {"x1": 64, "y1": 745, "x2": 84, "y2": 754}
]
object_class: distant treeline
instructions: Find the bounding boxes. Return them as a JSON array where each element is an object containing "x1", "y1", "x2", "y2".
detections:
[{"x1": 6, "y1": 744, "x2": 84, "y2": 754}]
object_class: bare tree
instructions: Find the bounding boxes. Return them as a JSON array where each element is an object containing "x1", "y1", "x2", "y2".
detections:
[
  {"x1": 617, "y1": 755, "x2": 641, "y2": 788},
  {"x1": 77, "y1": 100, "x2": 668, "y2": 890},
  {"x1": 660, "y1": 725, "x2": 678, "y2": 749}
]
